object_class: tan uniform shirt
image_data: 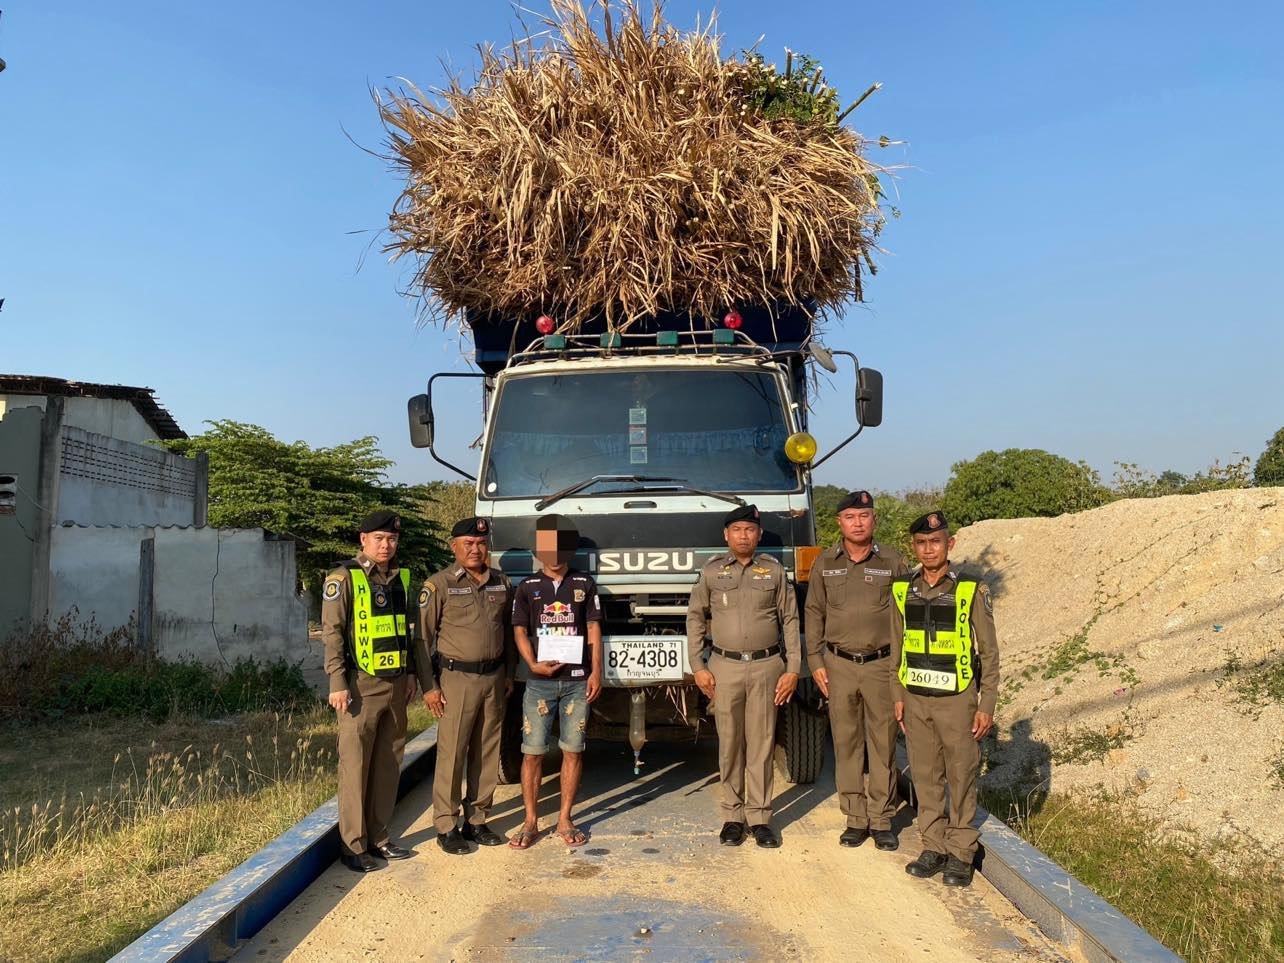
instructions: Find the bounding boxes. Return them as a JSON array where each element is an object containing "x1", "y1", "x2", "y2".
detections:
[
  {"x1": 686, "y1": 553, "x2": 802, "y2": 674},
  {"x1": 889, "y1": 568, "x2": 1000, "y2": 715},
  {"x1": 321, "y1": 552, "x2": 415, "y2": 695},
  {"x1": 415, "y1": 565, "x2": 514, "y2": 692},
  {"x1": 804, "y1": 542, "x2": 909, "y2": 663}
]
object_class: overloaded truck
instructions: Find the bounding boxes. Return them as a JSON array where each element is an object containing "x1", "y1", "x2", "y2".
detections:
[{"x1": 407, "y1": 304, "x2": 883, "y2": 783}]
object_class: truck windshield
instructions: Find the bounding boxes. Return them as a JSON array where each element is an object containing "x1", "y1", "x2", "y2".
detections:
[{"x1": 483, "y1": 369, "x2": 798, "y2": 498}]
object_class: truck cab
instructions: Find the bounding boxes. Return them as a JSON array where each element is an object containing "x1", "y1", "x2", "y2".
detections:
[{"x1": 408, "y1": 305, "x2": 882, "y2": 783}]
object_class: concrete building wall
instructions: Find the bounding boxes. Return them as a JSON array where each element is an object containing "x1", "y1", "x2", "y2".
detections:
[
  {"x1": 57, "y1": 426, "x2": 197, "y2": 527},
  {"x1": 0, "y1": 406, "x2": 44, "y2": 636},
  {"x1": 151, "y1": 528, "x2": 307, "y2": 665},
  {"x1": 0, "y1": 394, "x2": 158, "y2": 444},
  {"x1": 48, "y1": 525, "x2": 144, "y2": 631},
  {"x1": 44, "y1": 525, "x2": 308, "y2": 665}
]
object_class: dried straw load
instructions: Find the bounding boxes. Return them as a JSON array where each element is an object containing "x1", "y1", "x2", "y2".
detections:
[{"x1": 379, "y1": 0, "x2": 891, "y2": 332}]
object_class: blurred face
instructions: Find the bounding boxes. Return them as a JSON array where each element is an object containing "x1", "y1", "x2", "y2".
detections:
[
  {"x1": 452, "y1": 535, "x2": 489, "y2": 572},
  {"x1": 535, "y1": 528, "x2": 578, "y2": 571},
  {"x1": 359, "y1": 530, "x2": 399, "y2": 565},
  {"x1": 724, "y1": 521, "x2": 762, "y2": 557},
  {"x1": 911, "y1": 530, "x2": 954, "y2": 571},
  {"x1": 837, "y1": 508, "x2": 876, "y2": 545}
]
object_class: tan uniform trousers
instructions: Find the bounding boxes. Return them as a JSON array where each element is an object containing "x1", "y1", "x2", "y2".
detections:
[
  {"x1": 710, "y1": 652, "x2": 784, "y2": 825},
  {"x1": 432, "y1": 667, "x2": 505, "y2": 834},
  {"x1": 903, "y1": 687, "x2": 981, "y2": 862},
  {"x1": 823, "y1": 650, "x2": 899, "y2": 831},
  {"x1": 338, "y1": 672, "x2": 408, "y2": 856}
]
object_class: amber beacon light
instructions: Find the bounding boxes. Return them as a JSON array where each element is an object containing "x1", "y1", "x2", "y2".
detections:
[{"x1": 783, "y1": 432, "x2": 818, "y2": 465}]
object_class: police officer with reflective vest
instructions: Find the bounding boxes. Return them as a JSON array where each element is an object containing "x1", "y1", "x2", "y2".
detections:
[
  {"x1": 416, "y1": 516, "x2": 515, "y2": 855},
  {"x1": 687, "y1": 503, "x2": 801, "y2": 849},
  {"x1": 890, "y1": 511, "x2": 1000, "y2": 887},
  {"x1": 321, "y1": 510, "x2": 417, "y2": 872},
  {"x1": 805, "y1": 490, "x2": 909, "y2": 850}
]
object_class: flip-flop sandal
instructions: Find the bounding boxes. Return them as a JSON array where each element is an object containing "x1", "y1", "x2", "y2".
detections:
[
  {"x1": 557, "y1": 827, "x2": 587, "y2": 847},
  {"x1": 508, "y1": 828, "x2": 538, "y2": 850}
]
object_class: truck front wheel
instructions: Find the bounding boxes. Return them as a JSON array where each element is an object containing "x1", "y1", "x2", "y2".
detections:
[
  {"x1": 497, "y1": 684, "x2": 525, "y2": 785},
  {"x1": 775, "y1": 677, "x2": 828, "y2": 784}
]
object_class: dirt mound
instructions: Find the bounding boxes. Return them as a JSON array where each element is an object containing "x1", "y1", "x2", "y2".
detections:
[{"x1": 953, "y1": 488, "x2": 1284, "y2": 853}]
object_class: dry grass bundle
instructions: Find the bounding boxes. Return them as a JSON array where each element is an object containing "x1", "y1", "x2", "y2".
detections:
[{"x1": 379, "y1": 0, "x2": 891, "y2": 331}]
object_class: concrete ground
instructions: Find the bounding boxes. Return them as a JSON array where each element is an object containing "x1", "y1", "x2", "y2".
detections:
[{"x1": 235, "y1": 737, "x2": 1065, "y2": 962}]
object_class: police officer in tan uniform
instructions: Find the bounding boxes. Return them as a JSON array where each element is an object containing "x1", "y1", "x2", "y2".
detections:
[
  {"x1": 891, "y1": 511, "x2": 1000, "y2": 887},
  {"x1": 417, "y1": 516, "x2": 515, "y2": 855},
  {"x1": 805, "y1": 490, "x2": 909, "y2": 850},
  {"x1": 321, "y1": 510, "x2": 417, "y2": 872},
  {"x1": 687, "y1": 504, "x2": 801, "y2": 848}
]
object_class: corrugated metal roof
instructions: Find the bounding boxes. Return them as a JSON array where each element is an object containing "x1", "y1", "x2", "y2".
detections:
[{"x1": 0, "y1": 374, "x2": 186, "y2": 440}]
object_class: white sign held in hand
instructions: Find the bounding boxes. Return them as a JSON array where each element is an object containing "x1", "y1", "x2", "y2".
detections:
[{"x1": 537, "y1": 634, "x2": 584, "y2": 664}]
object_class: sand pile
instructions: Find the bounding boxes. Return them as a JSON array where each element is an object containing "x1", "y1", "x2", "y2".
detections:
[{"x1": 953, "y1": 488, "x2": 1284, "y2": 852}]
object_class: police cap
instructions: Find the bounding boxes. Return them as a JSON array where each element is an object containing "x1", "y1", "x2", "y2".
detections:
[
  {"x1": 723, "y1": 503, "x2": 761, "y2": 527},
  {"x1": 835, "y1": 490, "x2": 875, "y2": 513},
  {"x1": 360, "y1": 510, "x2": 401, "y2": 534},
  {"x1": 908, "y1": 511, "x2": 950, "y2": 535},
  {"x1": 450, "y1": 516, "x2": 490, "y2": 538}
]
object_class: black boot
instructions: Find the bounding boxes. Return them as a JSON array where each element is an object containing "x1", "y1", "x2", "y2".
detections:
[
  {"x1": 719, "y1": 821, "x2": 747, "y2": 846},
  {"x1": 750, "y1": 824, "x2": 780, "y2": 848},
  {"x1": 905, "y1": 850, "x2": 948, "y2": 878},
  {"x1": 872, "y1": 829, "x2": 899, "y2": 851},
  {"x1": 838, "y1": 827, "x2": 869, "y2": 848},
  {"x1": 942, "y1": 855, "x2": 975, "y2": 887},
  {"x1": 436, "y1": 828, "x2": 470, "y2": 855}
]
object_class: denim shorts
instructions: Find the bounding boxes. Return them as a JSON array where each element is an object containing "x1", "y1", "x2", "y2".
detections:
[{"x1": 521, "y1": 679, "x2": 589, "y2": 755}]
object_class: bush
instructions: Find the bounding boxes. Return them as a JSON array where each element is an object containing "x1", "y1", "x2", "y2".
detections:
[
  {"x1": 1255, "y1": 427, "x2": 1284, "y2": 487},
  {"x1": 0, "y1": 614, "x2": 315, "y2": 722},
  {"x1": 1113, "y1": 456, "x2": 1252, "y2": 499},
  {"x1": 942, "y1": 449, "x2": 1109, "y2": 528}
]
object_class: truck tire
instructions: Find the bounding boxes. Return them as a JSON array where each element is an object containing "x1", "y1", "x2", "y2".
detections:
[
  {"x1": 776, "y1": 678, "x2": 828, "y2": 784},
  {"x1": 497, "y1": 685, "x2": 525, "y2": 785}
]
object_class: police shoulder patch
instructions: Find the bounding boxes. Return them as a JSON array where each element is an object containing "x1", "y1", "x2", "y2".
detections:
[
  {"x1": 323, "y1": 579, "x2": 341, "y2": 601},
  {"x1": 418, "y1": 588, "x2": 430, "y2": 606}
]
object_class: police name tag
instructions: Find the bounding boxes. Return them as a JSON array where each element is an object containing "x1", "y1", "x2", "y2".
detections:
[
  {"x1": 906, "y1": 667, "x2": 957, "y2": 691},
  {"x1": 448, "y1": 588, "x2": 471, "y2": 595},
  {"x1": 865, "y1": 567, "x2": 892, "y2": 577},
  {"x1": 822, "y1": 569, "x2": 847, "y2": 577}
]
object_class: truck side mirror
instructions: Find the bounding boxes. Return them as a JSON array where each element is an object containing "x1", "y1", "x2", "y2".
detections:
[
  {"x1": 407, "y1": 394, "x2": 434, "y2": 449},
  {"x1": 857, "y1": 368, "x2": 883, "y2": 428}
]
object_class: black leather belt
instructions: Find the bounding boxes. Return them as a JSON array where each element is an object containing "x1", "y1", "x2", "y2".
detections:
[
  {"x1": 826, "y1": 643, "x2": 891, "y2": 664},
  {"x1": 711, "y1": 644, "x2": 783, "y2": 663},
  {"x1": 440, "y1": 655, "x2": 504, "y2": 675}
]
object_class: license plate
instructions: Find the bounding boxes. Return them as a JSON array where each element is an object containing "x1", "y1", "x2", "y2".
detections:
[{"x1": 603, "y1": 636, "x2": 686, "y2": 683}]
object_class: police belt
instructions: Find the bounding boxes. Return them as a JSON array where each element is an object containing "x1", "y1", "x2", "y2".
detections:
[
  {"x1": 438, "y1": 655, "x2": 505, "y2": 675},
  {"x1": 826, "y1": 643, "x2": 891, "y2": 664},
  {"x1": 710, "y1": 643, "x2": 783, "y2": 663}
]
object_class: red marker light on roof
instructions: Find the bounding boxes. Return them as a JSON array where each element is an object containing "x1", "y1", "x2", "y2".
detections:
[
  {"x1": 536, "y1": 315, "x2": 556, "y2": 335},
  {"x1": 723, "y1": 309, "x2": 743, "y2": 330}
]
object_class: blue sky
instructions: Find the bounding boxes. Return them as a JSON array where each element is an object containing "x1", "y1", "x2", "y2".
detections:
[{"x1": 2, "y1": 1, "x2": 1281, "y2": 491}]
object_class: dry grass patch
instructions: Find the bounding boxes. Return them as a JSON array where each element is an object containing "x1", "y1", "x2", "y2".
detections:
[{"x1": 0, "y1": 705, "x2": 434, "y2": 963}]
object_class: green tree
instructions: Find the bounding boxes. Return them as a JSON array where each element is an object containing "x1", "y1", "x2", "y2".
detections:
[
  {"x1": 422, "y1": 480, "x2": 477, "y2": 535},
  {"x1": 165, "y1": 421, "x2": 448, "y2": 590},
  {"x1": 942, "y1": 449, "x2": 1109, "y2": 528},
  {"x1": 1254, "y1": 428, "x2": 1284, "y2": 487}
]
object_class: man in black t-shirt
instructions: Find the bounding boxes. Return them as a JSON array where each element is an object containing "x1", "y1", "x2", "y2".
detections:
[{"x1": 510, "y1": 514, "x2": 603, "y2": 849}]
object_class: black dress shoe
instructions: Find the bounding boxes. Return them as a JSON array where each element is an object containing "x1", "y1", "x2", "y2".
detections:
[
  {"x1": 372, "y1": 841, "x2": 411, "y2": 860},
  {"x1": 942, "y1": 855, "x2": 975, "y2": 887},
  {"x1": 839, "y1": 827, "x2": 869, "y2": 848},
  {"x1": 340, "y1": 851, "x2": 380, "y2": 873},
  {"x1": 905, "y1": 850, "x2": 948, "y2": 878},
  {"x1": 872, "y1": 829, "x2": 899, "y2": 851},
  {"x1": 436, "y1": 828, "x2": 471, "y2": 855},
  {"x1": 719, "y1": 821, "x2": 747, "y2": 846},
  {"x1": 750, "y1": 824, "x2": 780, "y2": 848},
  {"x1": 461, "y1": 822, "x2": 505, "y2": 847}
]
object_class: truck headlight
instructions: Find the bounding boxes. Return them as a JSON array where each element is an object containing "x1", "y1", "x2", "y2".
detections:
[{"x1": 784, "y1": 432, "x2": 817, "y2": 465}]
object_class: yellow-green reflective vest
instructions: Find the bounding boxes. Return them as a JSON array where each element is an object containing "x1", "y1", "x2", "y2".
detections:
[
  {"x1": 347, "y1": 564, "x2": 411, "y2": 678},
  {"x1": 892, "y1": 577, "x2": 977, "y2": 696}
]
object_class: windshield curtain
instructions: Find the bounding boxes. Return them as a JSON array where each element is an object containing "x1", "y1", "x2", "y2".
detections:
[{"x1": 483, "y1": 369, "x2": 797, "y2": 497}]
